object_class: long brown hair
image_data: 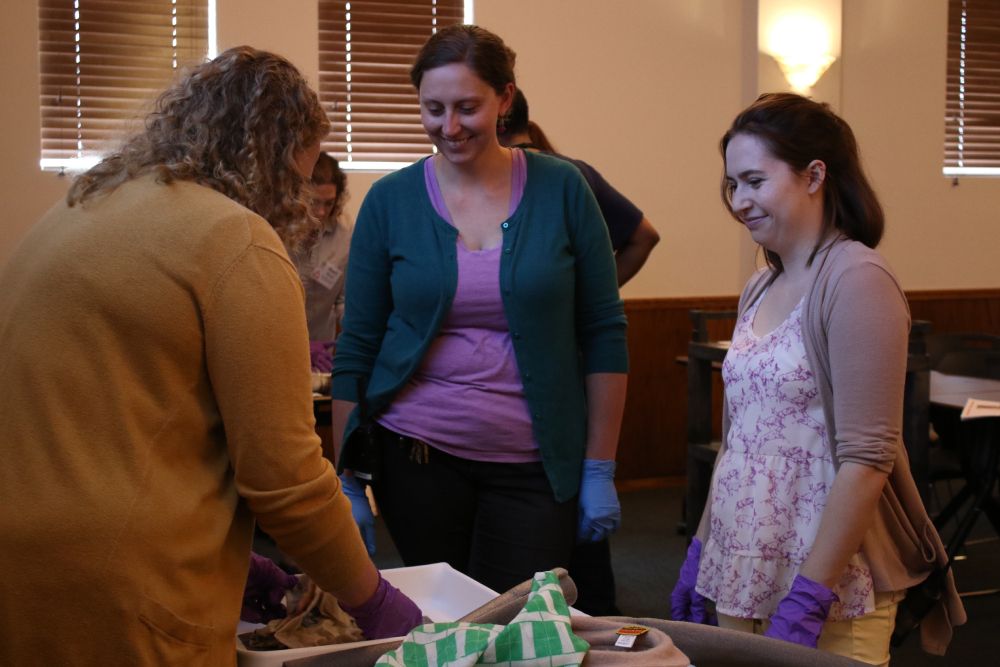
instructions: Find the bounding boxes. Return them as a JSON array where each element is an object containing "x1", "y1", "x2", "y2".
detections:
[
  {"x1": 311, "y1": 152, "x2": 348, "y2": 223},
  {"x1": 502, "y1": 88, "x2": 558, "y2": 152},
  {"x1": 720, "y1": 93, "x2": 884, "y2": 272},
  {"x1": 68, "y1": 46, "x2": 330, "y2": 247}
]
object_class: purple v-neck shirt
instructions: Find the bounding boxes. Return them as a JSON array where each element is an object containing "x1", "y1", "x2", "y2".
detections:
[{"x1": 378, "y1": 150, "x2": 539, "y2": 462}]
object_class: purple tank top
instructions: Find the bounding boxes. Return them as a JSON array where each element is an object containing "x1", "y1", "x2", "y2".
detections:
[{"x1": 377, "y1": 150, "x2": 538, "y2": 462}]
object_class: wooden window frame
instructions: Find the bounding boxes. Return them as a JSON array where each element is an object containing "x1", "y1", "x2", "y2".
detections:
[
  {"x1": 38, "y1": 0, "x2": 210, "y2": 173},
  {"x1": 318, "y1": 0, "x2": 471, "y2": 171},
  {"x1": 944, "y1": 0, "x2": 1000, "y2": 177}
]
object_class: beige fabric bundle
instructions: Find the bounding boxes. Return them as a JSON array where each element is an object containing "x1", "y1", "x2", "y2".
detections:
[{"x1": 246, "y1": 576, "x2": 363, "y2": 650}]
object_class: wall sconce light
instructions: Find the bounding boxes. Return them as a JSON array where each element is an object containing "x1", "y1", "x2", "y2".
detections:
[{"x1": 759, "y1": 0, "x2": 841, "y2": 93}]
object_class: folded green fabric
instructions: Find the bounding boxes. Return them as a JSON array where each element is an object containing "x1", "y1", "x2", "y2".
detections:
[{"x1": 376, "y1": 571, "x2": 589, "y2": 667}]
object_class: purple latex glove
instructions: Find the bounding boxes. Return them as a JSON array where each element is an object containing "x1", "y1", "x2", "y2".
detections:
[
  {"x1": 309, "y1": 340, "x2": 334, "y2": 372},
  {"x1": 577, "y1": 459, "x2": 621, "y2": 543},
  {"x1": 670, "y1": 537, "x2": 717, "y2": 624},
  {"x1": 340, "y1": 572, "x2": 424, "y2": 640},
  {"x1": 241, "y1": 553, "x2": 299, "y2": 623},
  {"x1": 764, "y1": 574, "x2": 839, "y2": 648}
]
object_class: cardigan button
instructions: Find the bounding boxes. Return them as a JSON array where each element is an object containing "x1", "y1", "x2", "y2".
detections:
[
  {"x1": 504, "y1": 247, "x2": 512, "y2": 254},
  {"x1": 501, "y1": 222, "x2": 509, "y2": 230}
]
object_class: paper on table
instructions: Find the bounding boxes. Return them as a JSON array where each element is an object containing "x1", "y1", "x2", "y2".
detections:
[{"x1": 961, "y1": 398, "x2": 1000, "y2": 420}]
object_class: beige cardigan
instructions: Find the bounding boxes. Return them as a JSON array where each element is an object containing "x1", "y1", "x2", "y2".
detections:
[
  {"x1": 0, "y1": 176, "x2": 370, "y2": 665},
  {"x1": 698, "y1": 238, "x2": 965, "y2": 655}
]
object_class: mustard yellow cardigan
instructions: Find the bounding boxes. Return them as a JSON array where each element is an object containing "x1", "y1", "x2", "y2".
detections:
[{"x1": 0, "y1": 176, "x2": 369, "y2": 665}]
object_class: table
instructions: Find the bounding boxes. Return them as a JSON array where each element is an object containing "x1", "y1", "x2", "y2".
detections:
[
  {"x1": 927, "y1": 371, "x2": 1000, "y2": 586},
  {"x1": 931, "y1": 370, "x2": 1000, "y2": 409}
]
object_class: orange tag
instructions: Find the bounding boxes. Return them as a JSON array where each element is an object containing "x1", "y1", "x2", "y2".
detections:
[{"x1": 614, "y1": 625, "x2": 649, "y2": 648}]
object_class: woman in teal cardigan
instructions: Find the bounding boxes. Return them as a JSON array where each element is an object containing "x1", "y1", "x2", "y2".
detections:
[{"x1": 331, "y1": 25, "x2": 628, "y2": 594}]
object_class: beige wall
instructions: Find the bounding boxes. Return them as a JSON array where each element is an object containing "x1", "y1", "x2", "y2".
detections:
[
  {"x1": 0, "y1": 0, "x2": 73, "y2": 270},
  {"x1": 843, "y1": 0, "x2": 999, "y2": 290},
  {"x1": 2, "y1": 0, "x2": 997, "y2": 294}
]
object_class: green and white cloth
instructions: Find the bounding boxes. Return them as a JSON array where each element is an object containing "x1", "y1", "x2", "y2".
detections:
[{"x1": 376, "y1": 571, "x2": 589, "y2": 667}]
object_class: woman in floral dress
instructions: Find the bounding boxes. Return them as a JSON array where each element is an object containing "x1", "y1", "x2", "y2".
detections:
[{"x1": 670, "y1": 93, "x2": 964, "y2": 665}]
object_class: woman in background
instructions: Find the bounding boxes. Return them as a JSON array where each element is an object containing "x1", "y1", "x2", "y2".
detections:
[
  {"x1": 331, "y1": 24, "x2": 628, "y2": 595},
  {"x1": 0, "y1": 46, "x2": 419, "y2": 665},
  {"x1": 499, "y1": 86, "x2": 660, "y2": 615},
  {"x1": 670, "y1": 93, "x2": 964, "y2": 665},
  {"x1": 293, "y1": 151, "x2": 353, "y2": 373},
  {"x1": 499, "y1": 88, "x2": 660, "y2": 288}
]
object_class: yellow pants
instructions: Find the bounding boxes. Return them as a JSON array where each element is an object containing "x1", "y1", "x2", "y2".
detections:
[{"x1": 717, "y1": 591, "x2": 904, "y2": 667}]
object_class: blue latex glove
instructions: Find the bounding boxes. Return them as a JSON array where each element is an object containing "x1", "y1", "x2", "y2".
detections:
[
  {"x1": 670, "y1": 537, "x2": 717, "y2": 624},
  {"x1": 309, "y1": 340, "x2": 334, "y2": 372},
  {"x1": 764, "y1": 574, "x2": 838, "y2": 648},
  {"x1": 340, "y1": 572, "x2": 424, "y2": 640},
  {"x1": 341, "y1": 473, "x2": 376, "y2": 556},
  {"x1": 577, "y1": 458, "x2": 621, "y2": 543},
  {"x1": 241, "y1": 553, "x2": 299, "y2": 623}
]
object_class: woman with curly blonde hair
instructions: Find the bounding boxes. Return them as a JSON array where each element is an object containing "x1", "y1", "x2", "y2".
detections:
[{"x1": 0, "y1": 46, "x2": 420, "y2": 665}]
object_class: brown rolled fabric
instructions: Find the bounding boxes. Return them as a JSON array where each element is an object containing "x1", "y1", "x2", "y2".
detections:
[{"x1": 457, "y1": 566, "x2": 578, "y2": 625}]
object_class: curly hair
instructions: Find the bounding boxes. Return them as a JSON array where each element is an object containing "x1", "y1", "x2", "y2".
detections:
[
  {"x1": 311, "y1": 152, "x2": 348, "y2": 223},
  {"x1": 67, "y1": 46, "x2": 330, "y2": 247}
]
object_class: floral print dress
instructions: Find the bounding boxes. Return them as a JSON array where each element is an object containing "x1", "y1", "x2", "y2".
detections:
[{"x1": 696, "y1": 293, "x2": 875, "y2": 621}]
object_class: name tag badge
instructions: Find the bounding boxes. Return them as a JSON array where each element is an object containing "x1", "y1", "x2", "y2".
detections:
[
  {"x1": 614, "y1": 625, "x2": 649, "y2": 648},
  {"x1": 313, "y1": 261, "x2": 342, "y2": 290}
]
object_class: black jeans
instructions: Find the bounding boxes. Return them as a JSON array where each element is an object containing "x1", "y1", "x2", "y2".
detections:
[
  {"x1": 569, "y1": 538, "x2": 621, "y2": 616},
  {"x1": 369, "y1": 423, "x2": 577, "y2": 595}
]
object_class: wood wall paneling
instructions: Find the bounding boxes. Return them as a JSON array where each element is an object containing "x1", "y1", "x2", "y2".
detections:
[{"x1": 616, "y1": 289, "x2": 1000, "y2": 484}]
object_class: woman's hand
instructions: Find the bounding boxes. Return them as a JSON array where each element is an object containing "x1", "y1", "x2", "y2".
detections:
[
  {"x1": 669, "y1": 537, "x2": 717, "y2": 624},
  {"x1": 340, "y1": 473, "x2": 376, "y2": 556},
  {"x1": 764, "y1": 574, "x2": 838, "y2": 647},
  {"x1": 309, "y1": 340, "x2": 335, "y2": 372},
  {"x1": 576, "y1": 458, "x2": 620, "y2": 542},
  {"x1": 241, "y1": 553, "x2": 299, "y2": 623},
  {"x1": 339, "y1": 571, "x2": 424, "y2": 639}
]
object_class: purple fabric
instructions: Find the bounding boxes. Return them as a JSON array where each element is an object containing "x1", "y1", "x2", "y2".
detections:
[
  {"x1": 670, "y1": 538, "x2": 717, "y2": 625},
  {"x1": 423, "y1": 148, "x2": 526, "y2": 222},
  {"x1": 309, "y1": 340, "x2": 333, "y2": 372},
  {"x1": 241, "y1": 553, "x2": 298, "y2": 623},
  {"x1": 340, "y1": 572, "x2": 424, "y2": 640},
  {"x1": 379, "y1": 150, "x2": 538, "y2": 463},
  {"x1": 764, "y1": 574, "x2": 839, "y2": 648}
]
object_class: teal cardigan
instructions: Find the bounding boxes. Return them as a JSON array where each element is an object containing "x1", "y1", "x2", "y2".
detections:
[{"x1": 332, "y1": 152, "x2": 628, "y2": 501}]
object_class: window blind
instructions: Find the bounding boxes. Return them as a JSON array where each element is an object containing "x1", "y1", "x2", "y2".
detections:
[
  {"x1": 318, "y1": 0, "x2": 465, "y2": 169},
  {"x1": 945, "y1": 0, "x2": 1000, "y2": 175},
  {"x1": 38, "y1": 0, "x2": 208, "y2": 169}
]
